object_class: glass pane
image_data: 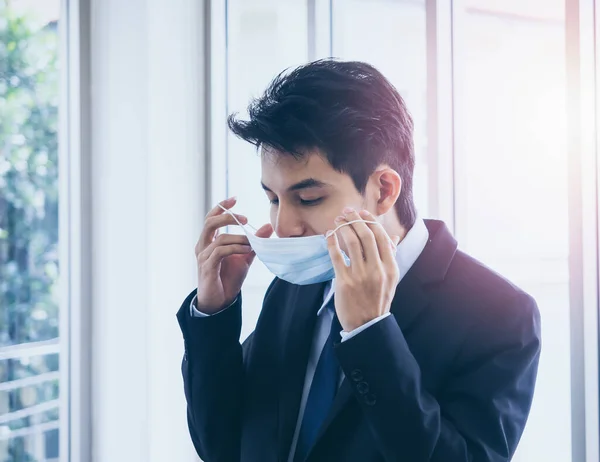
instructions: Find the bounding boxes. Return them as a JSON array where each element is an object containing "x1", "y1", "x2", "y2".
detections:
[
  {"x1": 226, "y1": 0, "x2": 309, "y2": 339},
  {"x1": 0, "y1": 0, "x2": 62, "y2": 460},
  {"x1": 331, "y1": 0, "x2": 428, "y2": 217},
  {"x1": 453, "y1": 2, "x2": 568, "y2": 461}
]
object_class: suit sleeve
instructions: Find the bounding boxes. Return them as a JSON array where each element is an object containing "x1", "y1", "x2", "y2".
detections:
[
  {"x1": 334, "y1": 291, "x2": 541, "y2": 462},
  {"x1": 176, "y1": 289, "x2": 249, "y2": 462}
]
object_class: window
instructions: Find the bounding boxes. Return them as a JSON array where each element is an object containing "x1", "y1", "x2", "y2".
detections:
[
  {"x1": 452, "y1": 1, "x2": 570, "y2": 460},
  {"x1": 0, "y1": 1, "x2": 62, "y2": 460}
]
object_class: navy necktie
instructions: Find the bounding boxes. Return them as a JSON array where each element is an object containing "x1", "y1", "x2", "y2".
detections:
[{"x1": 294, "y1": 303, "x2": 342, "y2": 462}]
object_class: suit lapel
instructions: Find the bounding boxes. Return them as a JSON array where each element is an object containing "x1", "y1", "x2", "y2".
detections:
[
  {"x1": 277, "y1": 282, "x2": 326, "y2": 462},
  {"x1": 309, "y1": 272, "x2": 430, "y2": 451},
  {"x1": 308, "y1": 220, "x2": 458, "y2": 453},
  {"x1": 277, "y1": 220, "x2": 457, "y2": 460},
  {"x1": 390, "y1": 271, "x2": 429, "y2": 331}
]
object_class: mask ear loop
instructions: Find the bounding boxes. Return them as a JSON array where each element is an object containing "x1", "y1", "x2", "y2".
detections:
[
  {"x1": 324, "y1": 220, "x2": 377, "y2": 238},
  {"x1": 218, "y1": 203, "x2": 258, "y2": 233},
  {"x1": 325, "y1": 220, "x2": 397, "y2": 254}
]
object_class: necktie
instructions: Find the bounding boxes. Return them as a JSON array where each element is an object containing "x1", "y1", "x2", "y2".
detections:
[{"x1": 294, "y1": 303, "x2": 342, "y2": 462}]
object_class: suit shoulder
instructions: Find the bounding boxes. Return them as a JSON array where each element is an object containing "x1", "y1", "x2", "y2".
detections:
[{"x1": 439, "y1": 249, "x2": 539, "y2": 331}]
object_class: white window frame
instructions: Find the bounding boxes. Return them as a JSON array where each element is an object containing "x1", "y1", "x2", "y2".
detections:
[
  {"x1": 59, "y1": 0, "x2": 92, "y2": 460},
  {"x1": 207, "y1": 0, "x2": 228, "y2": 207},
  {"x1": 426, "y1": 0, "x2": 456, "y2": 229},
  {"x1": 566, "y1": 0, "x2": 600, "y2": 460}
]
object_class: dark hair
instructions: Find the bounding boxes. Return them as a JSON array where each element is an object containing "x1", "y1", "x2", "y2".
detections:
[{"x1": 228, "y1": 59, "x2": 416, "y2": 229}]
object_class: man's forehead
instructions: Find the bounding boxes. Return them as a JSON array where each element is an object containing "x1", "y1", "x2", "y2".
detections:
[
  {"x1": 261, "y1": 156, "x2": 332, "y2": 188},
  {"x1": 261, "y1": 177, "x2": 330, "y2": 193},
  {"x1": 260, "y1": 147, "x2": 329, "y2": 172}
]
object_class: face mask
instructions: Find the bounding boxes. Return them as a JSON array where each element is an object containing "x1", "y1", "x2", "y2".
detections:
[{"x1": 219, "y1": 204, "x2": 395, "y2": 285}]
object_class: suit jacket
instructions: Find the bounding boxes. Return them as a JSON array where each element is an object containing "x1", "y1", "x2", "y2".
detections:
[{"x1": 177, "y1": 220, "x2": 541, "y2": 462}]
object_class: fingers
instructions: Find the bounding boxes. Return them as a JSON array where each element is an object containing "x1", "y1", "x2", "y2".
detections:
[
  {"x1": 326, "y1": 227, "x2": 349, "y2": 277},
  {"x1": 206, "y1": 223, "x2": 274, "y2": 266},
  {"x1": 199, "y1": 213, "x2": 248, "y2": 251},
  {"x1": 358, "y1": 209, "x2": 397, "y2": 265},
  {"x1": 333, "y1": 214, "x2": 364, "y2": 265},
  {"x1": 338, "y1": 208, "x2": 379, "y2": 264},
  {"x1": 197, "y1": 198, "x2": 248, "y2": 252},
  {"x1": 204, "y1": 244, "x2": 253, "y2": 269},
  {"x1": 199, "y1": 233, "x2": 252, "y2": 263},
  {"x1": 205, "y1": 196, "x2": 237, "y2": 219},
  {"x1": 212, "y1": 234, "x2": 250, "y2": 247},
  {"x1": 254, "y1": 223, "x2": 274, "y2": 239}
]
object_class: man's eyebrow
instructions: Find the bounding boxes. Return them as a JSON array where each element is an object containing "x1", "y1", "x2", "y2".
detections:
[{"x1": 261, "y1": 178, "x2": 329, "y2": 193}]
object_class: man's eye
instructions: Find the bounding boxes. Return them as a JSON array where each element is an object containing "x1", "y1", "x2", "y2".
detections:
[
  {"x1": 300, "y1": 198, "x2": 324, "y2": 206},
  {"x1": 269, "y1": 198, "x2": 279, "y2": 205}
]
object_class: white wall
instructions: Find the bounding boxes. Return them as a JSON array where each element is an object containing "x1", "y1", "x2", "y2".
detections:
[{"x1": 90, "y1": 0, "x2": 205, "y2": 460}]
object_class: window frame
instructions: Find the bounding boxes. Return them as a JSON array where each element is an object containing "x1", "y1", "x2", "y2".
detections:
[
  {"x1": 0, "y1": 1, "x2": 89, "y2": 459},
  {"x1": 566, "y1": 0, "x2": 600, "y2": 460},
  {"x1": 59, "y1": 0, "x2": 92, "y2": 460}
]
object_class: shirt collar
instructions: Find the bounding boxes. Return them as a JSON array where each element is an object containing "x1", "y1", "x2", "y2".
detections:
[{"x1": 317, "y1": 218, "x2": 430, "y2": 316}]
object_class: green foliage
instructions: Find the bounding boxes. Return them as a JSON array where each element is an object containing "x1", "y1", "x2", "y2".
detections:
[{"x1": 0, "y1": 0, "x2": 60, "y2": 460}]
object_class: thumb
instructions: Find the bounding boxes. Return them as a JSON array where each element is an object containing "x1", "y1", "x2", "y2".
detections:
[
  {"x1": 254, "y1": 223, "x2": 274, "y2": 238},
  {"x1": 243, "y1": 223, "x2": 272, "y2": 264}
]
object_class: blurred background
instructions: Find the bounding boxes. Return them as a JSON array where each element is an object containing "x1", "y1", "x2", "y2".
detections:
[{"x1": 0, "y1": 0, "x2": 597, "y2": 461}]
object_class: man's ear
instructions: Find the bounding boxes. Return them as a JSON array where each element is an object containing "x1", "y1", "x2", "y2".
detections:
[{"x1": 368, "y1": 167, "x2": 402, "y2": 216}]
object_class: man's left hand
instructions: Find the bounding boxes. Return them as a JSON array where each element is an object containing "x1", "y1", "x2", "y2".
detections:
[{"x1": 326, "y1": 207, "x2": 400, "y2": 332}]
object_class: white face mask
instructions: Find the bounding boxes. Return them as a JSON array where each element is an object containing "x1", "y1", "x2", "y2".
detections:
[{"x1": 219, "y1": 204, "x2": 395, "y2": 285}]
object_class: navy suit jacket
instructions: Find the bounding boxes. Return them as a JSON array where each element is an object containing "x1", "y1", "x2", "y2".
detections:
[{"x1": 177, "y1": 220, "x2": 541, "y2": 462}]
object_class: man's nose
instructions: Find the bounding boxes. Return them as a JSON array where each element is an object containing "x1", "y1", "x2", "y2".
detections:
[{"x1": 275, "y1": 205, "x2": 304, "y2": 238}]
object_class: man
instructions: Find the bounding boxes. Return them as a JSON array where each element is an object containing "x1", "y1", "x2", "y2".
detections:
[{"x1": 177, "y1": 60, "x2": 541, "y2": 462}]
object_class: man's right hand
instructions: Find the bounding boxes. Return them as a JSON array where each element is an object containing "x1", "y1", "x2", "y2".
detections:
[{"x1": 195, "y1": 196, "x2": 273, "y2": 314}]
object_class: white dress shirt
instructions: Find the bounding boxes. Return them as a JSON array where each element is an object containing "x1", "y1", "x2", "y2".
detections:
[{"x1": 190, "y1": 219, "x2": 430, "y2": 461}]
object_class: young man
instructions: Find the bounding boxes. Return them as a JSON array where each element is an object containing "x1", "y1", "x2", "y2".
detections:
[{"x1": 177, "y1": 60, "x2": 541, "y2": 462}]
